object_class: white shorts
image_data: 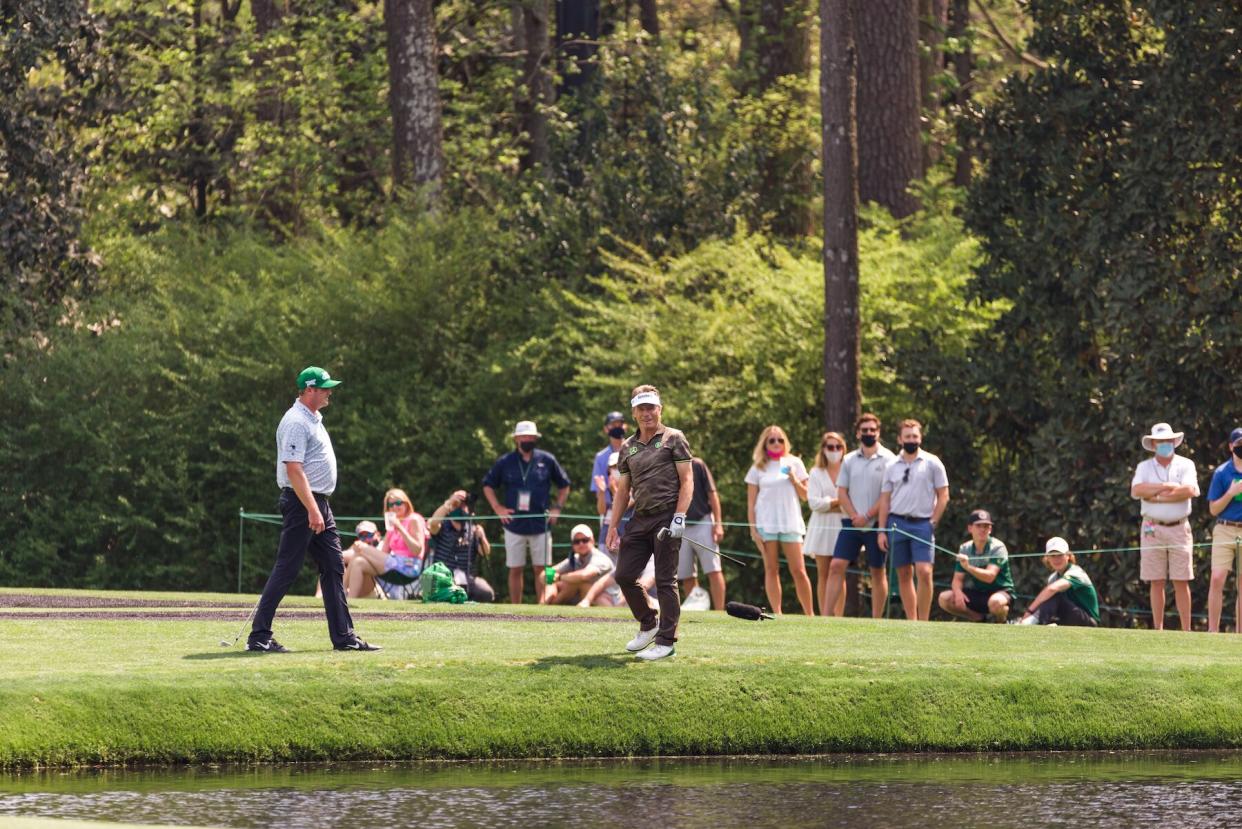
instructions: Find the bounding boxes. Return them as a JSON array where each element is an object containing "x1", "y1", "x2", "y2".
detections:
[
  {"x1": 504, "y1": 529, "x2": 551, "y2": 568},
  {"x1": 678, "y1": 521, "x2": 722, "y2": 579}
]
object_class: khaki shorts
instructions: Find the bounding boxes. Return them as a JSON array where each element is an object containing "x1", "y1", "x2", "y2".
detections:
[
  {"x1": 1211, "y1": 524, "x2": 1242, "y2": 572},
  {"x1": 678, "y1": 520, "x2": 722, "y2": 580},
  {"x1": 1139, "y1": 520, "x2": 1193, "y2": 582},
  {"x1": 504, "y1": 529, "x2": 551, "y2": 568}
]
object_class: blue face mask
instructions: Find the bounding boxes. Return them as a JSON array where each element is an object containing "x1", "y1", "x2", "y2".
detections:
[{"x1": 1155, "y1": 443, "x2": 1175, "y2": 458}]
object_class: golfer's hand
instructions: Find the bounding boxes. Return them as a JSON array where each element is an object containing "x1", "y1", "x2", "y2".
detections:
[
  {"x1": 495, "y1": 505, "x2": 514, "y2": 524},
  {"x1": 877, "y1": 530, "x2": 889, "y2": 552},
  {"x1": 667, "y1": 512, "x2": 686, "y2": 539},
  {"x1": 308, "y1": 507, "x2": 325, "y2": 534},
  {"x1": 606, "y1": 526, "x2": 620, "y2": 552}
]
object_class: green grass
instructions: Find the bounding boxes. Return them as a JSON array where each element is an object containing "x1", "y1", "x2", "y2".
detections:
[{"x1": 4, "y1": 587, "x2": 1242, "y2": 767}]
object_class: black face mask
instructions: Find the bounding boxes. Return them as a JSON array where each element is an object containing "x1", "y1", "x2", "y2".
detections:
[
  {"x1": 902, "y1": 441, "x2": 920, "y2": 455},
  {"x1": 1233, "y1": 445, "x2": 1242, "y2": 460},
  {"x1": 608, "y1": 426, "x2": 626, "y2": 439},
  {"x1": 859, "y1": 434, "x2": 878, "y2": 448},
  {"x1": 518, "y1": 440, "x2": 537, "y2": 454}
]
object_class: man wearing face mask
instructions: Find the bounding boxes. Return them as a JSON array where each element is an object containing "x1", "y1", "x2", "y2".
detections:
[
  {"x1": 1206, "y1": 428, "x2": 1242, "y2": 633},
  {"x1": 826, "y1": 413, "x2": 896, "y2": 618},
  {"x1": 1130, "y1": 422, "x2": 1199, "y2": 631},
  {"x1": 592, "y1": 411, "x2": 628, "y2": 540},
  {"x1": 876, "y1": 419, "x2": 950, "y2": 621},
  {"x1": 483, "y1": 420, "x2": 572, "y2": 604}
]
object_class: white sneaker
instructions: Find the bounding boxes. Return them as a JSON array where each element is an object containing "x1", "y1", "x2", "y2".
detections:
[
  {"x1": 681, "y1": 585, "x2": 711, "y2": 611},
  {"x1": 636, "y1": 643, "x2": 675, "y2": 661},
  {"x1": 625, "y1": 625, "x2": 659, "y2": 652}
]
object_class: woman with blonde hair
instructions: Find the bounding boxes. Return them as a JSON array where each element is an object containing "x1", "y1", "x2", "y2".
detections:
[
  {"x1": 745, "y1": 425, "x2": 814, "y2": 615},
  {"x1": 346, "y1": 488, "x2": 427, "y2": 599},
  {"x1": 807, "y1": 431, "x2": 847, "y2": 616},
  {"x1": 1018, "y1": 536, "x2": 1100, "y2": 626}
]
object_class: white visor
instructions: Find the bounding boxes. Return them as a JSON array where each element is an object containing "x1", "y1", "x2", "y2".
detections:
[{"x1": 631, "y1": 392, "x2": 661, "y2": 407}]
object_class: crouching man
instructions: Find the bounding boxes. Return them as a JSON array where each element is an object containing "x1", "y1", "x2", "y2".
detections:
[{"x1": 545, "y1": 524, "x2": 616, "y2": 606}]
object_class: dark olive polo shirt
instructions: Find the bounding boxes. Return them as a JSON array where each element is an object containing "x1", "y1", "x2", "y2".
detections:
[{"x1": 617, "y1": 426, "x2": 693, "y2": 515}]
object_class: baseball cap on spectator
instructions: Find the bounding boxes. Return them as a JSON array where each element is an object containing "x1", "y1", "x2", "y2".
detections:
[
  {"x1": 1230, "y1": 428, "x2": 1242, "y2": 445},
  {"x1": 297, "y1": 366, "x2": 341, "y2": 389},
  {"x1": 603, "y1": 411, "x2": 626, "y2": 426},
  {"x1": 570, "y1": 524, "x2": 594, "y2": 541},
  {"x1": 512, "y1": 420, "x2": 541, "y2": 438},
  {"x1": 967, "y1": 510, "x2": 993, "y2": 525},
  {"x1": 355, "y1": 520, "x2": 379, "y2": 541},
  {"x1": 1045, "y1": 536, "x2": 1070, "y2": 555}
]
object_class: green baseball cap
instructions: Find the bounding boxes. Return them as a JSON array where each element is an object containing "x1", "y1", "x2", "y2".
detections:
[{"x1": 297, "y1": 366, "x2": 342, "y2": 390}]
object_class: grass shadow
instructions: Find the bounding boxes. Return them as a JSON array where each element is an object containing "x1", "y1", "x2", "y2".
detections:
[
  {"x1": 526, "y1": 653, "x2": 632, "y2": 671},
  {"x1": 183, "y1": 650, "x2": 272, "y2": 660}
]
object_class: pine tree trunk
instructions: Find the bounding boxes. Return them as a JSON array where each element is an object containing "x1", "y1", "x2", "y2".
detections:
[
  {"x1": 820, "y1": 0, "x2": 861, "y2": 432},
  {"x1": 918, "y1": 0, "x2": 948, "y2": 169},
  {"x1": 949, "y1": 0, "x2": 973, "y2": 187},
  {"x1": 639, "y1": 0, "x2": 659, "y2": 39},
  {"x1": 854, "y1": 0, "x2": 921, "y2": 218},
  {"x1": 384, "y1": 0, "x2": 445, "y2": 199},
  {"x1": 517, "y1": 0, "x2": 552, "y2": 172}
]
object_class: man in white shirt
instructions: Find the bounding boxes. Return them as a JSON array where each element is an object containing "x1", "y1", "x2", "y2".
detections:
[{"x1": 1130, "y1": 422, "x2": 1199, "y2": 631}]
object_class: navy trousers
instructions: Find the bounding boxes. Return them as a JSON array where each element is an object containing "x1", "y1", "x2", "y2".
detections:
[{"x1": 249, "y1": 489, "x2": 356, "y2": 647}]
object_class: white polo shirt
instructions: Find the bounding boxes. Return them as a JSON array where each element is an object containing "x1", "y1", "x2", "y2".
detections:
[
  {"x1": 276, "y1": 400, "x2": 337, "y2": 495},
  {"x1": 836, "y1": 445, "x2": 896, "y2": 525},
  {"x1": 1131, "y1": 455, "x2": 1198, "y2": 521}
]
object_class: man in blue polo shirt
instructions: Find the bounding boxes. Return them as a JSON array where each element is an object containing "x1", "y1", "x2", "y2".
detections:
[
  {"x1": 1207, "y1": 427, "x2": 1242, "y2": 633},
  {"x1": 591, "y1": 411, "x2": 628, "y2": 539},
  {"x1": 483, "y1": 420, "x2": 571, "y2": 604},
  {"x1": 248, "y1": 366, "x2": 379, "y2": 653}
]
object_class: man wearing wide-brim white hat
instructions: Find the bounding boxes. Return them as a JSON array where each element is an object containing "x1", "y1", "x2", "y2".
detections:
[
  {"x1": 1130, "y1": 422, "x2": 1200, "y2": 631},
  {"x1": 482, "y1": 419, "x2": 572, "y2": 604}
]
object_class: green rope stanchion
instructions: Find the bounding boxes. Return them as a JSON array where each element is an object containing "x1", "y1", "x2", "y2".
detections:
[{"x1": 237, "y1": 507, "x2": 245, "y2": 594}]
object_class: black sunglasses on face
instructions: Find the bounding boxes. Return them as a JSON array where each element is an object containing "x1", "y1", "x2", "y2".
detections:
[
  {"x1": 767, "y1": 437, "x2": 785, "y2": 444},
  {"x1": 358, "y1": 531, "x2": 377, "y2": 541},
  {"x1": 824, "y1": 444, "x2": 843, "y2": 451},
  {"x1": 386, "y1": 500, "x2": 404, "y2": 508},
  {"x1": 572, "y1": 538, "x2": 591, "y2": 545}
]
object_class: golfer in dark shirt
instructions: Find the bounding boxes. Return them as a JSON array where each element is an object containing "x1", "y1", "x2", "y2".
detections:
[{"x1": 606, "y1": 384, "x2": 694, "y2": 661}]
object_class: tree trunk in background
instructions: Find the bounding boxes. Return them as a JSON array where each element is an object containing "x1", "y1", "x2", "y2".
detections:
[
  {"x1": 517, "y1": 0, "x2": 552, "y2": 172},
  {"x1": 854, "y1": 0, "x2": 921, "y2": 218},
  {"x1": 820, "y1": 0, "x2": 860, "y2": 435},
  {"x1": 556, "y1": 0, "x2": 600, "y2": 94},
  {"x1": 250, "y1": 0, "x2": 299, "y2": 229},
  {"x1": 949, "y1": 0, "x2": 973, "y2": 187},
  {"x1": 821, "y1": 0, "x2": 862, "y2": 616},
  {"x1": 917, "y1": 0, "x2": 947, "y2": 169},
  {"x1": 384, "y1": 0, "x2": 444, "y2": 199},
  {"x1": 639, "y1": 0, "x2": 658, "y2": 39}
]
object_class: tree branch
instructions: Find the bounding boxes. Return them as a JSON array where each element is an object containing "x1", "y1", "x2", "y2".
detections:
[{"x1": 971, "y1": 0, "x2": 1048, "y2": 70}]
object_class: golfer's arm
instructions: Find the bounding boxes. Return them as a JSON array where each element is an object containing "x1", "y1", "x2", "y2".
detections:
[
  {"x1": 609, "y1": 477, "x2": 632, "y2": 529},
  {"x1": 931, "y1": 486, "x2": 949, "y2": 526},
  {"x1": 284, "y1": 463, "x2": 318, "y2": 514},
  {"x1": 675, "y1": 462, "x2": 694, "y2": 513}
]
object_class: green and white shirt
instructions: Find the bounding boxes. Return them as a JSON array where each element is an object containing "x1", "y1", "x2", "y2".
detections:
[
  {"x1": 955, "y1": 537, "x2": 1014, "y2": 593},
  {"x1": 1050, "y1": 564, "x2": 1100, "y2": 622}
]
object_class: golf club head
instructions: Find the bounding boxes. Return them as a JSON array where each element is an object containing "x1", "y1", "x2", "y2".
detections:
[
  {"x1": 656, "y1": 527, "x2": 671, "y2": 541},
  {"x1": 220, "y1": 640, "x2": 232, "y2": 648}
]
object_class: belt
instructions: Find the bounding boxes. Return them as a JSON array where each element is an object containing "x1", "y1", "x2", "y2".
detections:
[
  {"x1": 1217, "y1": 519, "x2": 1242, "y2": 528},
  {"x1": 1144, "y1": 517, "x2": 1185, "y2": 527},
  {"x1": 282, "y1": 487, "x2": 329, "y2": 498},
  {"x1": 890, "y1": 513, "x2": 931, "y2": 522}
]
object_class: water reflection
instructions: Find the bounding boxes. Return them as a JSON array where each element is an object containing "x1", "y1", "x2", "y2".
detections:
[{"x1": 2, "y1": 753, "x2": 1242, "y2": 828}]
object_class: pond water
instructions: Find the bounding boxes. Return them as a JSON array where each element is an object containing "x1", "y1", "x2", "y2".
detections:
[{"x1": 2, "y1": 752, "x2": 1241, "y2": 828}]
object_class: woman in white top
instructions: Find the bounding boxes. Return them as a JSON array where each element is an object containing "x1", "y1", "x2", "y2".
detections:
[
  {"x1": 745, "y1": 424, "x2": 813, "y2": 616},
  {"x1": 807, "y1": 431, "x2": 846, "y2": 616}
]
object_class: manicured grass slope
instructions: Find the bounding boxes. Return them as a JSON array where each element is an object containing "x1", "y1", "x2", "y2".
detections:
[{"x1": 3, "y1": 589, "x2": 1241, "y2": 766}]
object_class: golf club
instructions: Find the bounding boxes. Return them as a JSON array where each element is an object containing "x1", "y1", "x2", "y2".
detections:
[
  {"x1": 219, "y1": 598, "x2": 261, "y2": 648},
  {"x1": 656, "y1": 527, "x2": 749, "y2": 568}
]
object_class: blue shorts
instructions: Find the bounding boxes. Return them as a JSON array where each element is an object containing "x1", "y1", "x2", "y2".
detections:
[
  {"x1": 759, "y1": 530, "x2": 802, "y2": 543},
  {"x1": 832, "y1": 518, "x2": 887, "y2": 569},
  {"x1": 888, "y1": 515, "x2": 935, "y2": 567}
]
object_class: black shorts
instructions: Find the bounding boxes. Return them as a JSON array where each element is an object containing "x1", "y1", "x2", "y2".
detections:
[{"x1": 963, "y1": 589, "x2": 1012, "y2": 615}]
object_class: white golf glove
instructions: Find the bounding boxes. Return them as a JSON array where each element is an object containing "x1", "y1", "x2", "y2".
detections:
[{"x1": 667, "y1": 512, "x2": 687, "y2": 539}]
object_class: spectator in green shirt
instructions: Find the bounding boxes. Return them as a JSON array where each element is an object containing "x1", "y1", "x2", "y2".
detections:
[
  {"x1": 1018, "y1": 537, "x2": 1100, "y2": 627},
  {"x1": 938, "y1": 509, "x2": 1015, "y2": 623}
]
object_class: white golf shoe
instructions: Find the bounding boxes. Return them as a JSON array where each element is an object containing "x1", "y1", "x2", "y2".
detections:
[
  {"x1": 625, "y1": 625, "x2": 659, "y2": 652},
  {"x1": 635, "y1": 643, "x2": 675, "y2": 661}
]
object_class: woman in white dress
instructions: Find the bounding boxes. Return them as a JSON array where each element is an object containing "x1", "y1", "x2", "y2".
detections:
[
  {"x1": 806, "y1": 431, "x2": 846, "y2": 616},
  {"x1": 745, "y1": 424, "x2": 813, "y2": 616}
]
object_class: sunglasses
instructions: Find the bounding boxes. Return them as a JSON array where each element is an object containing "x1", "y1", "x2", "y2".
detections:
[
  {"x1": 902, "y1": 467, "x2": 910, "y2": 484},
  {"x1": 823, "y1": 444, "x2": 844, "y2": 451},
  {"x1": 386, "y1": 500, "x2": 405, "y2": 508},
  {"x1": 767, "y1": 437, "x2": 786, "y2": 445},
  {"x1": 358, "y1": 531, "x2": 378, "y2": 541},
  {"x1": 572, "y1": 537, "x2": 592, "y2": 545}
]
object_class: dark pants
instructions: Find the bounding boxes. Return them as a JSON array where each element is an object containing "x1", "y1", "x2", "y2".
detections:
[
  {"x1": 250, "y1": 489, "x2": 356, "y2": 647},
  {"x1": 616, "y1": 508, "x2": 680, "y2": 647},
  {"x1": 1033, "y1": 593, "x2": 1097, "y2": 627}
]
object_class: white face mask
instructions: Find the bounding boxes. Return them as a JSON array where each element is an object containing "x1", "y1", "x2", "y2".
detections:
[{"x1": 824, "y1": 449, "x2": 843, "y2": 463}]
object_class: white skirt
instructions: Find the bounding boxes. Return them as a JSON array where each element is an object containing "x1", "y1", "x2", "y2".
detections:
[{"x1": 805, "y1": 511, "x2": 843, "y2": 557}]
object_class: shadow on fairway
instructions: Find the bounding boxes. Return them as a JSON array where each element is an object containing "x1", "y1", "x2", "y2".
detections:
[
  {"x1": 526, "y1": 653, "x2": 631, "y2": 671},
  {"x1": 183, "y1": 650, "x2": 280, "y2": 660}
]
